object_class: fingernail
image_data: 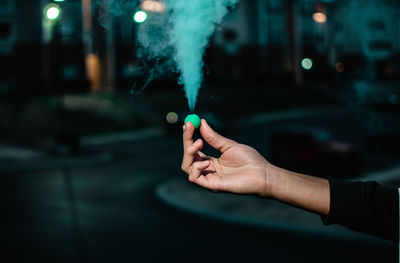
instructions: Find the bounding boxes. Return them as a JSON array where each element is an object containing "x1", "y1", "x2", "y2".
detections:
[
  {"x1": 194, "y1": 139, "x2": 201, "y2": 146},
  {"x1": 183, "y1": 124, "x2": 186, "y2": 131}
]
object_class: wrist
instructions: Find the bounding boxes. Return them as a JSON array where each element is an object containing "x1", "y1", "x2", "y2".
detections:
[
  {"x1": 258, "y1": 162, "x2": 278, "y2": 198},
  {"x1": 259, "y1": 163, "x2": 331, "y2": 215}
]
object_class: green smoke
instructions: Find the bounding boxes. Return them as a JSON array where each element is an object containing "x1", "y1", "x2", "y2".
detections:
[{"x1": 165, "y1": 0, "x2": 239, "y2": 111}]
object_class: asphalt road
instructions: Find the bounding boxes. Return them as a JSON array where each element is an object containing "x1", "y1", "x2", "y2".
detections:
[{"x1": 1, "y1": 110, "x2": 399, "y2": 262}]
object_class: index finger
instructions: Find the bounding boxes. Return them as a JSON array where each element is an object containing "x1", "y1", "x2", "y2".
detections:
[
  {"x1": 181, "y1": 122, "x2": 199, "y2": 173},
  {"x1": 183, "y1": 121, "x2": 195, "y2": 149}
]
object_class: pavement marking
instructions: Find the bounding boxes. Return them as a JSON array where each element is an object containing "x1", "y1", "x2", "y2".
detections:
[
  {"x1": 246, "y1": 107, "x2": 348, "y2": 125},
  {"x1": 81, "y1": 127, "x2": 164, "y2": 146}
]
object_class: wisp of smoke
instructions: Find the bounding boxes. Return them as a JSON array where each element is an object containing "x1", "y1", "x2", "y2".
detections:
[
  {"x1": 94, "y1": 0, "x2": 238, "y2": 110},
  {"x1": 164, "y1": 0, "x2": 239, "y2": 111},
  {"x1": 94, "y1": 0, "x2": 137, "y2": 28}
]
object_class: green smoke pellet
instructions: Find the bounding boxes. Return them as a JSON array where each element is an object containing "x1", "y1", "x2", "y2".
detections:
[{"x1": 184, "y1": 114, "x2": 201, "y2": 129}]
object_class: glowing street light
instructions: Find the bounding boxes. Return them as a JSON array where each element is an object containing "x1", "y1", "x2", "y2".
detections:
[
  {"x1": 301, "y1": 58, "x2": 313, "y2": 70},
  {"x1": 44, "y1": 4, "x2": 61, "y2": 20},
  {"x1": 133, "y1": 10, "x2": 148, "y2": 23},
  {"x1": 47, "y1": 7, "x2": 60, "y2": 20},
  {"x1": 313, "y1": 12, "x2": 327, "y2": 23}
]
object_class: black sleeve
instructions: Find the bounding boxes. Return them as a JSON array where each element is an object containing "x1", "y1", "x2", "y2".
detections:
[{"x1": 321, "y1": 178, "x2": 399, "y2": 243}]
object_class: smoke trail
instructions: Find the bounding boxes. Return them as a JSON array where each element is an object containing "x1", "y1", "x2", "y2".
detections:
[
  {"x1": 164, "y1": 0, "x2": 239, "y2": 111},
  {"x1": 93, "y1": 0, "x2": 239, "y2": 109},
  {"x1": 133, "y1": 12, "x2": 173, "y2": 94}
]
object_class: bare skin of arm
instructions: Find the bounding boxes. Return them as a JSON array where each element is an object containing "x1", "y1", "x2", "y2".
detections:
[{"x1": 181, "y1": 119, "x2": 330, "y2": 216}]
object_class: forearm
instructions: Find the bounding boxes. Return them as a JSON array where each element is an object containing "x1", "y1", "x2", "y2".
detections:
[{"x1": 266, "y1": 164, "x2": 330, "y2": 216}]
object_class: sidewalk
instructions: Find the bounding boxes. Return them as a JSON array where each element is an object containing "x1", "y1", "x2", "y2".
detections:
[
  {"x1": 0, "y1": 144, "x2": 45, "y2": 160},
  {"x1": 155, "y1": 176, "x2": 390, "y2": 243},
  {"x1": 0, "y1": 143, "x2": 112, "y2": 174},
  {"x1": 0, "y1": 152, "x2": 112, "y2": 175}
]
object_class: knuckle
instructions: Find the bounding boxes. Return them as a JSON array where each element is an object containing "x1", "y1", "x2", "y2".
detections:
[
  {"x1": 204, "y1": 133, "x2": 213, "y2": 142},
  {"x1": 181, "y1": 163, "x2": 189, "y2": 174},
  {"x1": 192, "y1": 162, "x2": 200, "y2": 170},
  {"x1": 184, "y1": 146, "x2": 195, "y2": 155},
  {"x1": 187, "y1": 145, "x2": 195, "y2": 154}
]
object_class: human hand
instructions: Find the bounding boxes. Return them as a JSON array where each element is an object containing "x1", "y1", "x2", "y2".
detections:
[{"x1": 181, "y1": 119, "x2": 271, "y2": 197}]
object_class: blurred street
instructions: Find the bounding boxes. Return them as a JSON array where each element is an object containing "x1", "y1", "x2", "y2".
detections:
[{"x1": 1, "y1": 107, "x2": 398, "y2": 262}]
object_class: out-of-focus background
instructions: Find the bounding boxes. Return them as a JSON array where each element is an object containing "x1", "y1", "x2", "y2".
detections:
[{"x1": 0, "y1": 0, "x2": 399, "y2": 262}]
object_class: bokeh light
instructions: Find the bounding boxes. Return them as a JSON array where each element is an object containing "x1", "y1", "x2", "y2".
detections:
[
  {"x1": 141, "y1": 0, "x2": 166, "y2": 13},
  {"x1": 335, "y1": 62, "x2": 345, "y2": 72},
  {"x1": 166, "y1": 112, "x2": 179, "y2": 124},
  {"x1": 44, "y1": 4, "x2": 61, "y2": 20},
  {"x1": 301, "y1": 58, "x2": 313, "y2": 70},
  {"x1": 134, "y1": 10, "x2": 148, "y2": 23},
  {"x1": 385, "y1": 66, "x2": 393, "y2": 76},
  {"x1": 313, "y1": 12, "x2": 327, "y2": 23}
]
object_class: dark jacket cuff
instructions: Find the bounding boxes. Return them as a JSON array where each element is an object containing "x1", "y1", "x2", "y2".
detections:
[
  {"x1": 321, "y1": 177, "x2": 399, "y2": 243},
  {"x1": 321, "y1": 178, "x2": 366, "y2": 227}
]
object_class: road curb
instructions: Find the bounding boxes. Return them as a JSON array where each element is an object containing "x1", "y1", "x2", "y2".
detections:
[{"x1": 155, "y1": 177, "x2": 384, "y2": 243}]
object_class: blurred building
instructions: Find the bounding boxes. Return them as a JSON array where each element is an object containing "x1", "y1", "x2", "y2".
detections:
[
  {"x1": 0, "y1": 0, "x2": 43, "y2": 94},
  {"x1": 335, "y1": 0, "x2": 400, "y2": 59},
  {"x1": 0, "y1": 0, "x2": 90, "y2": 96},
  {"x1": 0, "y1": 0, "x2": 399, "y2": 95},
  {"x1": 333, "y1": 0, "x2": 400, "y2": 82},
  {"x1": 210, "y1": 0, "x2": 400, "y2": 83}
]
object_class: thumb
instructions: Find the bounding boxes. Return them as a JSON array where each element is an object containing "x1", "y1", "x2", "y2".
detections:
[{"x1": 200, "y1": 119, "x2": 236, "y2": 153}]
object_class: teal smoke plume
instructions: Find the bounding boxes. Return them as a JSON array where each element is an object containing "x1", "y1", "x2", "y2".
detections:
[{"x1": 165, "y1": 0, "x2": 239, "y2": 111}]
